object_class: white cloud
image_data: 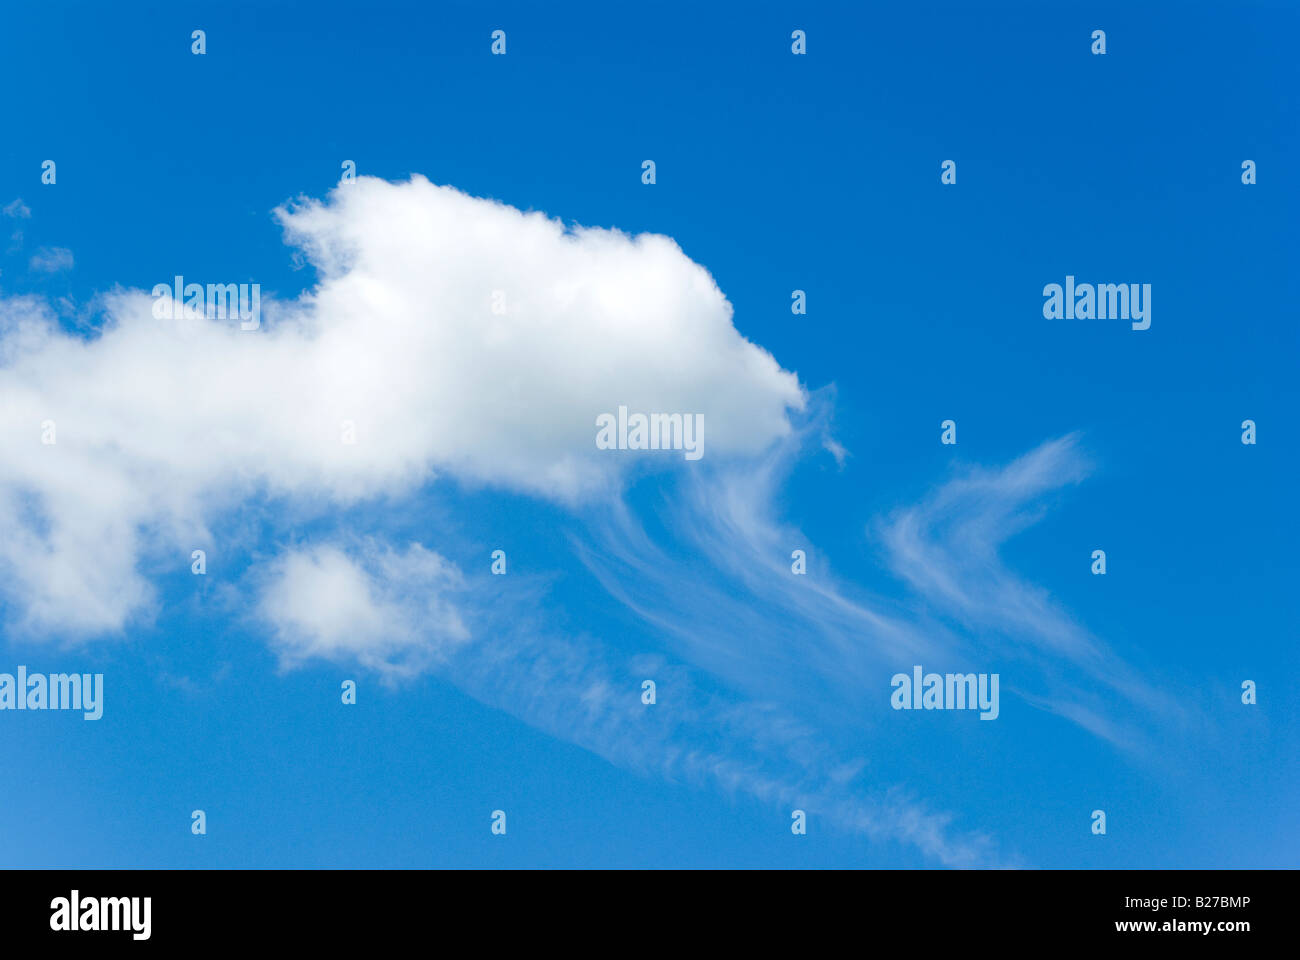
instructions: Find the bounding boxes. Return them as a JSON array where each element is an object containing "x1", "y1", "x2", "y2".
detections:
[
  {"x1": 271, "y1": 176, "x2": 804, "y2": 497},
  {"x1": 256, "y1": 540, "x2": 469, "y2": 678},
  {"x1": 3, "y1": 199, "x2": 31, "y2": 219},
  {"x1": 28, "y1": 246, "x2": 73, "y2": 273},
  {"x1": 0, "y1": 175, "x2": 804, "y2": 635}
]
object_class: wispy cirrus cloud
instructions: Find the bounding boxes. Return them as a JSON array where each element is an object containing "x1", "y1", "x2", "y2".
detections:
[
  {"x1": 563, "y1": 412, "x2": 1186, "y2": 828},
  {"x1": 878, "y1": 434, "x2": 1184, "y2": 747},
  {"x1": 880, "y1": 434, "x2": 1093, "y2": 656}
]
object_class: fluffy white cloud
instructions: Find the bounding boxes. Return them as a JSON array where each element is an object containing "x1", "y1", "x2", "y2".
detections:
[
  {"x1": 272, "y1": 176, "x2": 804, "y2": 495},
  {"x1": 256, "y1": 541, "x2": 469, "y2": 677},
  {"x1": 0, "y1": 176, "x2": 804, "y2": 635}
]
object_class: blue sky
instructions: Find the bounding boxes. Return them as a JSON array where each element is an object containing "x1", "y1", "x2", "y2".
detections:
[{"x1": 0, "y1": 0, "x2": 1296, "y2": 868}]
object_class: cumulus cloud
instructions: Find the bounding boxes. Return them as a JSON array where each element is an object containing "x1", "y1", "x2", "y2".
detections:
[
  {"x1": 0, "y1": 175, "x2": 804, "y2": 635},
  {"x1": 272, "y1": 176, "x2": 804, "y2": 496},
  {"x1": 28, "y1": 246, "x2": 73, "y2": 273},
  {"x1": 3, "y1": 199, "x2": 31, "y2": 219},
  {"x1": 255, "y1": 540, "x2": 469, "y2": 678}
]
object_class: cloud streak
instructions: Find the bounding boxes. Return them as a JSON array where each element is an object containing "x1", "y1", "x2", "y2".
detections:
[{"x1": 879, "y1": 434, "x2": 1184, "y2": 747}]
